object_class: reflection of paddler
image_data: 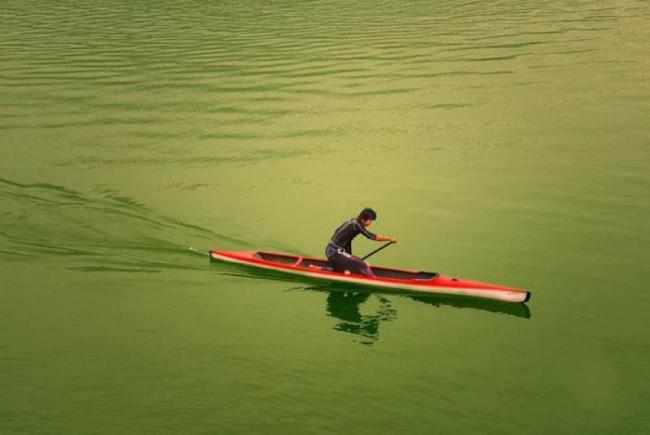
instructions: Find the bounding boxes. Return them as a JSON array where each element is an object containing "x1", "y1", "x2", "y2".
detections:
[
  {"x1": 327, "y1": 291, "x2": 370, "y2": 323},
  {"x1": 326, "y1": 291, "x2": 397, "y2": 341}
]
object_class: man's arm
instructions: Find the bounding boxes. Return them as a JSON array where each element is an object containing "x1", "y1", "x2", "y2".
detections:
[
  {"x1": 374, "y1": 235, "x2": 397, "y2": 243},
  {"x1": 355, "y1": 221, "x2": 397, "y2": 243}
]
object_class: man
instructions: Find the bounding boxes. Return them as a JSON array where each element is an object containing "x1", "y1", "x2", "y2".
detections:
[{"x1": 325, "y1": 208, "x2": 397, "y2": 276}]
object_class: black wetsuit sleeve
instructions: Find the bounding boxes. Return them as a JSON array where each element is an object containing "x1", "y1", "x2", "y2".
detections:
[
  {"x1": 356, "y1": 221, "x2": 377, "y2": 240},
  {"x1": 344, "y1": 241, "x2": 352, "y2": 254}
]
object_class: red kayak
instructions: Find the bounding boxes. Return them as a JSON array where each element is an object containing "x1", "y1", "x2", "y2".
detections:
[{"x1": 209, "y1": 249, "x2": 531, "y2": 303}]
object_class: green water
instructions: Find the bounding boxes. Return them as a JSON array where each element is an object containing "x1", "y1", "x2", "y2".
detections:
[{"x1": 1, "y1": 0, "x2": 649, "y2": 433}]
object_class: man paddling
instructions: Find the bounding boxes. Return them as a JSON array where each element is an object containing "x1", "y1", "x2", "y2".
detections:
[{"x1": 326, "y1": 208, "x2": 397, "y2": 276}]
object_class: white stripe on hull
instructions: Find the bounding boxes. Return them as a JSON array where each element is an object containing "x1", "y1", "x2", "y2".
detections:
[{"x1": 210, "y1": 252, "x2": 528, "y2": 303}]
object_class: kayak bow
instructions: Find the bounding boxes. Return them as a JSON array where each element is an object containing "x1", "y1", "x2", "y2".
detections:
[{"x1": 209, "y1": 250, "x2": 531, "y2": 303}]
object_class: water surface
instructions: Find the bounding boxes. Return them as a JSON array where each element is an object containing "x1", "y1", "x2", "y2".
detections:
[{"x1": 1, "y1": 1, "x2": 649, "y2": 433}]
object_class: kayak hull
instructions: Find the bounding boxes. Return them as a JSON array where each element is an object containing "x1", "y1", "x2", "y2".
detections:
[{"x1": 210, "y1": 250, "x2": 530, "y2": 303}]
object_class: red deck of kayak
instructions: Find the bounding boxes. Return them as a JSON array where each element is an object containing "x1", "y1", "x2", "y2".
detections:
[{"x1": 209, "y1": 249, "x2": 531, "y2": 303}]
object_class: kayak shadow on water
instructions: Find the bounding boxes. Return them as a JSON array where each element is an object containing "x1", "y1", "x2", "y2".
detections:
[{"x1": 212, "y1": 259, "x2": 531, "y2": 344}]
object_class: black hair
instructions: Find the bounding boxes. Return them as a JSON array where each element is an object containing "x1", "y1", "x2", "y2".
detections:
[{"x1": 358, "y1": 207, "x2": 377, "y2": 221}]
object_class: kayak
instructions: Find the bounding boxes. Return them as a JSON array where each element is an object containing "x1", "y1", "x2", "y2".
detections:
[{"x1": 209, "y1": 249, "x2": 531, "y2": 303}]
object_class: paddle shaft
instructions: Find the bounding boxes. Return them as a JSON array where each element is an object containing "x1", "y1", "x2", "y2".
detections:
[{"x1": 361, "y1": 241, "x2": 394, "y2": 260}]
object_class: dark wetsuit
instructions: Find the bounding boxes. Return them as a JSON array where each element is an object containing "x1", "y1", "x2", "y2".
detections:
[{"x1": 326, "y1": 218, "x2": 377, "y2": 276}]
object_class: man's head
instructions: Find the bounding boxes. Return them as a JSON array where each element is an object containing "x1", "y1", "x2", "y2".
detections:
[{"x1": 358, "y1": 207, "x2": 377, "y2": 227}]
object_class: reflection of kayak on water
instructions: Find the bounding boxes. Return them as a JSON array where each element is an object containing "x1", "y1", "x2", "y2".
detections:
[{"x1": 209, "y1": 249, "x2": 531, "y2": 304}]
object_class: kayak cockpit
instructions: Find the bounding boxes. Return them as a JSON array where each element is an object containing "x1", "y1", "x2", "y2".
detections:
[
  {"x1": 254, "y1": 251, "x2": 301, "y2": 265},
  {"x1": 298, "y1": 258, "x2": 333, "y2": 270},
  {"x1": 370, "y1": 267, "x2": 438, "y2": 281},
  {"x1": 254, "y1": 251, "x2": 332, "y2": 270},
  {"x1": 253, "y1": 251, "x2": 437, "y2": 281}
]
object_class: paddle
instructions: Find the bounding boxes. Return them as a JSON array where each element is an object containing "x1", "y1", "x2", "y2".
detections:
[{"x1": 361, "y1": 241, "x2": 395, "y2": 261}]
